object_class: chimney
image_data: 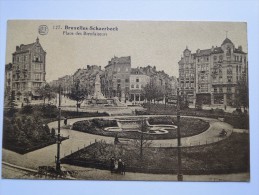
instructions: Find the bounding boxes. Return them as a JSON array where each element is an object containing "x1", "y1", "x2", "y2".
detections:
[
  {"x1": 238, "y1": 45, "x2": 243, "y2": 51},
  {"x1": 16, "y1": 46, "x2": 20, "y2": 51}
]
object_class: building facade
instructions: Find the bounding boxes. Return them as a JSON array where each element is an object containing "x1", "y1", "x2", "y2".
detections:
[
  {"x1": 178, "y1": 37, "x2": 248, "y2": 106},
  {"x1": 11, "y1": 37, "x2": 46, "y2": 101},
  {"x1": 102, "y1": 56, "x2": 131, "y2": 102},
  {"x1": 5, "y1": 63, "x2": 13, "y2": 99},
  {"x1": 129, "y1": 68, "x2": 150, "y2": 103}
]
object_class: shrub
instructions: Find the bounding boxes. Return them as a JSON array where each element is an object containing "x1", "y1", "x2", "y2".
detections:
[{"x1": 20, "y1": 105, "x2": 33, "y2": 114}]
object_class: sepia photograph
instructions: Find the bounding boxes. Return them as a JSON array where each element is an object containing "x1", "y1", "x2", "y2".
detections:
[{"x1": 2, "y1": 20, "x2": 249, "y2": 182}]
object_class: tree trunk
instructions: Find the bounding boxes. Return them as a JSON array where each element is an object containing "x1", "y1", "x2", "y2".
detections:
[{"x1": 76, "y1": 100, "x2": 79, "y2": 113}]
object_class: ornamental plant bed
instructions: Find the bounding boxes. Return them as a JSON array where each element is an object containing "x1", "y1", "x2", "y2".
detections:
[
  {"x1": 3, "y1": 104, "x2": 109, "y2": 154},
  {"x1": 3, "y1": 136, "x2": 68, "y2": 154},
  {"x1": 61, "y1": 133, "x2": 249, "y2": 175},
  {"x1": 71, "y1": 117, "x2": 209, "y2": 140}
]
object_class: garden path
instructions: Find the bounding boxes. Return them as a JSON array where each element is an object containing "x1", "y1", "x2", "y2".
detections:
[{"x1": 2, "y1": 115, "x2": 232, "y2": 170}]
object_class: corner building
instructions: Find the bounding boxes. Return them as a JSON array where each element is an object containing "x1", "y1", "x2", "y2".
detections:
[
  {"x1": 178, "y1": 38, "x2": 248, "y2": 106},
  {"x1": 12, "y1": 38, "x2": 46, "y2": 101},
  {"x1": 103, "y1": 56, "x2": 131, "y2": 102}
]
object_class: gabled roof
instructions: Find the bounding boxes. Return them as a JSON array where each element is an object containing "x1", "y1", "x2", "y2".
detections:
[
  {"x1": 13, "y1": 38, "x2": 45, "y2": 55},
  {"x1": 221, "y1": 38, "x2": 234, "y2": 46}
]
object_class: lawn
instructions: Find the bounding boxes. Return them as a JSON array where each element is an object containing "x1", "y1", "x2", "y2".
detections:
[
  {"x1": 71, "y1": 116, "x2": 209, "y2": 140},
  {"x1": 61, "y1": 132, "x2": 249, "y2": 175}
]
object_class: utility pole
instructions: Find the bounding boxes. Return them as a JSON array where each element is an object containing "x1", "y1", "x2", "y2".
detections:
[
  {"x1": 56, "y1": 84, "x2": 61, "y2": 173},
  {"x1": 177, "y1": 88, "x2": 183, "y2": 181}
]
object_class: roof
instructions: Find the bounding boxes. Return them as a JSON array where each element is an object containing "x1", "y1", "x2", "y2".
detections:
[
  {"x1": 131, "y1": 68, "x2": 145, "y2": 75},
  {"x1": 105, "y1": 56, "x2": 131, "y2": 68},
  {"x1": 196, "y1": 49, "x2": 211, "y2": 57},
  {"x1": 221, "y1": 38, "x2": 234, "y2": 46},
  {"x1": 13, "y1": 38, "x2": 45, "y2": 54},
  {"x1": 234, "y1": 48, "x2": 247, "y2": 54},
  {"x1": 211, "y1": 47, "x2": 224, "y2": 54}
]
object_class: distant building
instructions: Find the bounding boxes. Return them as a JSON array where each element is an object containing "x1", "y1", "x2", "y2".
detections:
[
  {"x1": 103, "y1": 56, "x2": 131, "y2": 102},
  {"x1": 178, "y1": 37, "x2": 248, "y2": 106},
  {"x1": 49, "y1": 65, "x2": 103, "y2": 97},
  {"x1": 130, "y1": 68, "x2": 150, "y2": 102},
  {"x1": 11, "y1": 37, "x2": 46, "y2": 101}
]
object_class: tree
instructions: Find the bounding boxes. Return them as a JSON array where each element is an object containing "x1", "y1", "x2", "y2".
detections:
[
  {"x1": 67, "y1": 79, "x2": 86, "y2": 113},
  {"x1": 36, "y1": 83, "x2": 56, "y2": 105},
  {"x1": 141, "y1": 81, "x2": 162, "y2": 111},
  {"x1": 235, "y1": 76, "x2": 249, "y2": 111},
  {"x1": 6, "y1": 91, "x2": 17, "y2": 117},
  {"x1": 130, "y1": 119, "x2": 152, "y2": 159}
]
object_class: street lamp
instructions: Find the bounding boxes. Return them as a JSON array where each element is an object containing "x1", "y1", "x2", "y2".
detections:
[
  {"x1": 55, "y1": 84, "x2": 61, "y2": 173},
  {"x1": 177, "y1": 88, "x2": 183, "y2": 181}
]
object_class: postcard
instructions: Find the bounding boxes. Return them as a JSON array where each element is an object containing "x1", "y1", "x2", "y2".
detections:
[{"x1": 2, "y1": 20, "x2": 249, "y2": 181}]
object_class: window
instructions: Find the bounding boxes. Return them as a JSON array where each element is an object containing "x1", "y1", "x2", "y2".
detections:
[
  {"x1": 136, "y1": 78, "x2": 139, "y2": 82},
  {"x1": 125, "y1": 79, "x2": 129, "y2": 83},
  {"x1": 117, "y1": 79, "x2": 121, "y2": 83},
  {"x1": 213, "y1": 56, "x2": 217, "y2": 61},
  {"x1": 191, "y1": 82, "x2": 194, "y2": 88},
  {"x1": 136, "y1": 84, "x2": 139, "y2": 88},
  {"x1": 131, "y1": 84, "x2": 134, "y2": 88},
  {"x1": 227, "y1": 76, "x2": 232, "y2": 83},
  {"x1": 219, "y1": 87, "x2": 223, "y2": 93},
  {"x1": 214, "y1": 88, "x2": 217, "y2": 93},
  {"x1": 35, "y1": 64, "x2": 41, "y2": 70},
  {"x1": 34, "y1": 73, "x2": 41, "y2": 81},
  {"x1": 227, "y1": 68, "x2": 232, "y2": 75},
  {"x1": 227, "y1": 87, "x2": 231, "y2": 93},
  {"x1": 219, "y1": 55, "x2": 223, "y2": 61}
]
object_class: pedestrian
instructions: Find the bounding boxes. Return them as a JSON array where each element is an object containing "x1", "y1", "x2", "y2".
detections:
[
  {"x1": 64, "y1": 117, "x2": 67, "y2": 126},
  {"x1": 122, "y1": 161, "x2": 126, "y2": 175},
  {"x1": 114, "y1": 159, "x2": 118, "y2": 173},
  {"x1": 118, "y1": 159, "x2": 123, "y2": 174},
  {"x1": 110, "y1": 157, "x2": 115, "y2": 173}
]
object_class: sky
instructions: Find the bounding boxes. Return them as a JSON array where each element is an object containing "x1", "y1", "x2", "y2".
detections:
[{"x1": 5, "y1": 20, "x2": 247, "y2": 82}]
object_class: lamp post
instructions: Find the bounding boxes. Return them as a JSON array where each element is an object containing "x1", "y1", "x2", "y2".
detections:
[
  {"x1": 177, "y1": 88, "x2": 183, "y2": 181},
  {"x1": 56, "y1": 84, "x2": 61, "y2": 173}
]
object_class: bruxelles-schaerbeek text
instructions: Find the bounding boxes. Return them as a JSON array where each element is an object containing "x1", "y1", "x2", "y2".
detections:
[{"x1": 61, "y1": 25, "x2": 118, "y2": 36}]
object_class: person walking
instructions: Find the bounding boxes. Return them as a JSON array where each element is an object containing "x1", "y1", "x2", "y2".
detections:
[
  {"x1": 110, "y1": 157, "x2": 115, "y2": 173},
  {"x1": 122, "y1": 161, "x2": 126, "y2": 175},
  {"x1": 64, "y1": 117, "x2": 68, "y2": 126},
  {"x1": 118, "y1": 159, "x2": 123, "y2": 174}
]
